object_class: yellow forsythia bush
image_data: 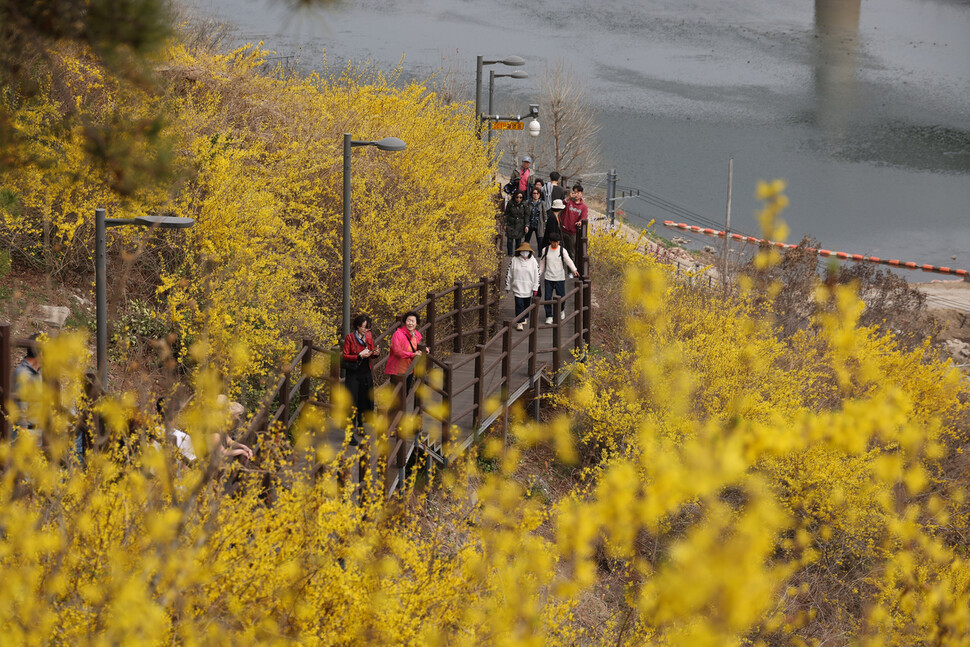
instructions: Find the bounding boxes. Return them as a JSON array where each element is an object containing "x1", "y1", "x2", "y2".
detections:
[
  {"x1": 553, "y1": 186, "x2": 970, "y2": 645},
  {"x1": 0, "y1": 42, "x2": 498, "y2": 390},
  {"x1": 3, "y1": 184, "x2": 970, "y2": 645}
]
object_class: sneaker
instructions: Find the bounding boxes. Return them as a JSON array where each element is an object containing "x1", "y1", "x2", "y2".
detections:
[
  {"x1": 544, "y1": 316, "x2": 553, "y2": 325},
  {"x1": 560, "y1": 311, "x2": 566, "y2": 320},
  {"x1": 515, "y1": 322, "x2": 524, "y2": 331}
]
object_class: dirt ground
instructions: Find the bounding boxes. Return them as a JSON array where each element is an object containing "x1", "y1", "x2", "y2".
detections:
[{"x1": 915, "y1": 279, "x2": 970, "y2": 348}]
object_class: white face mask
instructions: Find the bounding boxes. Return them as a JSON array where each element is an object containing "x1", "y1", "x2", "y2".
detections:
[{"x1": 519, "y1": 252, "x2": 530, "y2": 259}]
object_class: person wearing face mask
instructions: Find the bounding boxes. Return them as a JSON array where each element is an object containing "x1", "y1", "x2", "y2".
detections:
[
  {"x1": 538, "y1": 232, "x2": 579, "y2": 325},
  {"x1": 386, "y1": 310, "x2": 430, "y2": 399},
  {"x1": 505, "y1": 242, "x2": 540, "y2": 331}
]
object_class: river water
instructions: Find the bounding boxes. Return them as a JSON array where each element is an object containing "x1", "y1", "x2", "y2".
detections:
[{"x1": 187, "y1": 0, "x2": 970, "y2": 271}]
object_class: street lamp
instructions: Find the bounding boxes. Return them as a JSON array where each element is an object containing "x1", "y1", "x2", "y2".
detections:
[
  {"x1": 95, "y1": 208, "x2": 194, "y2": 389},
  {"x1": 475, "y1": 55, "x2": 525, "y2": 139},
  {"x1": 482, "y1": 104, "x2": 541, "y2": 143},
  {"x1": 343, "y1": 134, "x2": 407, "y2": 338},
  {"x1": 487, "y1": 69, "x2": 529, "y2": 146}
]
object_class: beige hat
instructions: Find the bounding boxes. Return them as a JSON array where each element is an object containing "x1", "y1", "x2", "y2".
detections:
[
  {"x1": 514, "y1": 242, "x2": 534, "y2": 254},
  {"x1": 550, "y1": 199, "x2": 566, "y2": 210},
  {"x1": 216, "y1": 394, "x2": 246, "y2": 424}
]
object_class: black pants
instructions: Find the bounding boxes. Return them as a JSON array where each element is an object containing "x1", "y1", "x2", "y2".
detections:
[
  {"x1": 523, "y1": 228, "x2": 538, "y2": 251},
  {"x1": 506, "y1": 236, "x2": 522, "y2": 256},
  {"x1": 390, "y1": 374, "x2": 414, "y2": 407},
  {"x1": 563, "y1": 231, "x2": 577, "y2": 263},
  {"x1": 514, "y1": 295, "x2": 532, "y2": 323},
  {"x1": 345, "y1": 371, "x2": 374, "y2": 428}
]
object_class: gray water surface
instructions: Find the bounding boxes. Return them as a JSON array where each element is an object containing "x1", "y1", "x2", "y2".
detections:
[{"x1": 188, "y1": 0, "x2": 970, "y2": 270}]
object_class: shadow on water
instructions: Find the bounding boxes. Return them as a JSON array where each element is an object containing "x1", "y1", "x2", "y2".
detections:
[{"x1": 827, "y1": 123, "x2": 970, "y2": 174}]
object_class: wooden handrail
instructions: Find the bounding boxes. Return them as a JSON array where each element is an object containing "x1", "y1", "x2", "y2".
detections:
[{"x1": 238, "y1": 217, "x2": 592, "y2": 497}]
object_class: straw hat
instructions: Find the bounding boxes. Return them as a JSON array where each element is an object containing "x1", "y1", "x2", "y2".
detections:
[
  {"x1": 550, "y1": 199, "x2": 566, "y2": 210},
  {"x1": 514, "y1": 242, "x2": 534, "y2": 254}
]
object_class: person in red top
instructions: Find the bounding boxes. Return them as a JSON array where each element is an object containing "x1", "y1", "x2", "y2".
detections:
[
  {"x1": 561, "y1": 183, "x2": 588, "y2": 265},
  {"x1": 514, "y1": 156, "x2": 532, "y2": 194},
  {"x1": 342, "y1": 314, "x2": 377, "y2": 431},
  {"x1": 385, "y1": 311, "x2": 430, "y2": 404}
]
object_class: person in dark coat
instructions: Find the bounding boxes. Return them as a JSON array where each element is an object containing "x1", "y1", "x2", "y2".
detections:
[
  {"x1": 543, "y1": 198, "x2": 565, "y2": 256},
  {"x1": 503, "y1": 189, "x2": 529, "y2": 256},
  {"x1": 341, "y1": 314, "x2": 377, "y2": 431},
  {"x1": 525, "y1": 185, "x2": 546, "y2": 252}
]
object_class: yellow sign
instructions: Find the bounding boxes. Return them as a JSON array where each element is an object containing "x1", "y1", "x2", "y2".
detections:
[{"x1": 491, "y1": 121, "x2": 524, "y2": 130}]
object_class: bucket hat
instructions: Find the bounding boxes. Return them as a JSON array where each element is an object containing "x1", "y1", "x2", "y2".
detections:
[
  {"x1": 550, "y1": 199, "x2": 566, "y2": 210},
  {"x1": 514, "y1": 242, "x2": 534, "y2": 254}
]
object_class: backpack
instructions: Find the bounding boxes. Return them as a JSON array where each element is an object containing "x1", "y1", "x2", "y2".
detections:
[
  {"x1": 541, "y1": 244, "x2": 564, "y2": 263},
  {"x1": 503, "y1": 177, "x2": 517, "y2": 196}
]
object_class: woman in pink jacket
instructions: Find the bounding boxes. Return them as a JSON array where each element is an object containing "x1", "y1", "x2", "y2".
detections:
[{"x1": 385, "y1": 310, "x2": 430, "y2": 399}]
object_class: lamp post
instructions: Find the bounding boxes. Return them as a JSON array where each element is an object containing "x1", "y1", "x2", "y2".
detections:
[
  {"x1": 342, "y1": 134, "x2": 407, "y2": 338},
  {"x1": 95, "y1": 208, "x2": 194, "y2": 389},
  {"x1": 475, "y1": 55, "x2": 525, "y2": 139},
  {"x1": 486, "y1": 69, "x2": 529, "y2": 147}
]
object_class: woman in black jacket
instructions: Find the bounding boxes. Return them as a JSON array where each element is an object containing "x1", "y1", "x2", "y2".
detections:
[{"x1": 504, "y1": 190, "x2": 529, "y2": 256}]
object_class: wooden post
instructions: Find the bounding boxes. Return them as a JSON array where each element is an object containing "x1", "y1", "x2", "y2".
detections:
[
  {"x1": 473, "y1": 344, "x2": 485, "y2": 429},
  {"x1": 574, "y1": 281, "x2": 583, "y2": 353},
  {"x1": 528, "y1": 297, "x2": 539, "y2": 379},
  {"x1": 552, "y1": 298, "x2": 563, "y2": 377},
  {"x1": 489, "y1": 277, "x2": 499, "y2": 335},
  {"x1": 502, "y1": 320, "x2": 512, "y2": 447},
  {"x1": 300, "y1": 338, "x2": 312, "y2": 403},
  {"x1": 454, "y1": 281, "x2": 464, "y2": 353},
  {"x1": 280, "y1": 370, "x2": 291, "y2": 431},
  {"x1": 396, "y1": 433, "x2": 406, "y2": 492},
  {"x1": 501, "y1": 320, "x2": 512, "y2": 397},
  {"x1": 583, "y1": 279, "x2": 592, "y2": 348},
  {"x1": 478, "y1": 276, "x2": 489, "y2": 345},
  {"x1": 426, "y1": 291, "x2": 436, "y2": 352},
  {"x1": 0, "y1": 323, "x2": 10, "y2": 440},
  {"x1": 579, "y1": 220, "x2": 589, "y2": 277},
  {"x1": 442, "y1": 361, "x2": 452, "y2": 464},
  {"x1": 329, "y1": 349, "x2": 341, "y2": 383},
  {"x1": 533, "y1": 370, "x2": 541, "y2": 422}
]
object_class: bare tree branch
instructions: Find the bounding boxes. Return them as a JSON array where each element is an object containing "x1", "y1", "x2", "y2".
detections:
[{"x1": 536, "y1": 58, "x2": 601, "y2": 181}]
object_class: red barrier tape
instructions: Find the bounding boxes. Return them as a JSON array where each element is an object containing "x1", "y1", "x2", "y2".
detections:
[{"x1": 661, "y1": 221, "x2": 969, "y2": 278}]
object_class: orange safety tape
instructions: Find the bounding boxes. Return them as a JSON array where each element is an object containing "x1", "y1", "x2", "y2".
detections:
[{"x1": 661, "y1": 222, "x2": 970, "y2": 277}]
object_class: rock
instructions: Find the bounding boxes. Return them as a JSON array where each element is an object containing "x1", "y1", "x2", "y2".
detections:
[
  {"x1": 944, "y1": 339, "x2": 970, "y2": 360},
  {"x1": 37, "y1": 305, "x2": 70, "y2": 327}
]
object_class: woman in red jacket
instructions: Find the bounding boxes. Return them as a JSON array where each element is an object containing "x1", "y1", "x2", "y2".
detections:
[
  {"x1": 385, "y1": 310, "x2": 430, "y2": 401},
  {"x1": 342, "y1": 314, "x2": 377, "y2": 431}
]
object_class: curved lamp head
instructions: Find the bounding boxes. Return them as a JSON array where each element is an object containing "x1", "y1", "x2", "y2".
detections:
[
  {"x1": 509, "y1": 71, "x2": 529, "y2": 79},
  {"x1": 528, "y1": 119, "x2": 541, "y2": 138},
  {"x1": 133, "y1": 216, "x2": 195, "y2": 229},
  {"x1": 502, "y1": 55, "x2": 526, "y2": 67},
  {"x1": 373, "y1": 137, "x2": 407, "y2": 152}
]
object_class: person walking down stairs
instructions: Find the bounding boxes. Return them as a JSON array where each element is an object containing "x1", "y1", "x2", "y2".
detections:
[
  {"x1": 538, "y1": 232, "x2": 579, "y2": 325},
  {"x1": 505, "y1": 242, "x2": 540, "y2": 331}
]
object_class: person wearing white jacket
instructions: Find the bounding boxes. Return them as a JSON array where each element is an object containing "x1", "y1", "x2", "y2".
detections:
[
  {"x1": 538, "y1": 231, "x2": 579, "y2": 324},
  {"x1": 505, "y1": 242, "x2": 540, "y2": 331}
]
